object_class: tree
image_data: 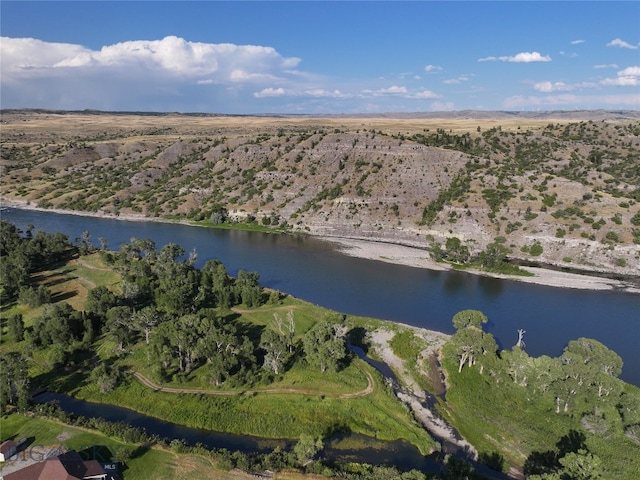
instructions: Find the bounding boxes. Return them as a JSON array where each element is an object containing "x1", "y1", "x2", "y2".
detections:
[
  {"x1": 445, "y1": 237, "x2": 470, "y2": 264},
  {"x1": 18, "y1": 284, "x2": 51, "y2": 307},
  {"x1": 134, "y1": 306, "x2": 164, "y2": 345},
  {"x1": 479, "y1": 242, "x2": 511, "y2": 270},
  {"x1": 428, "y1": 241, "x2": 443, "y2": 261},
  {"x1": 85, "y1": 286, "x2": 118, "y2": 319},
  {"x1": 450, "y1": 310, "x2": 496, "y2": 374},
  {"x1": 195, "y1": 316, "x2": 251, "y2": 385},
  {"x1": 273, "y1": 311, "x2": 296, "y2": 352},
  {"x1": 32, "y1": 303, "x2": 84, "y2": 347},
  {"x1": 529, "y1": 448, "x2": 604, "y2": 480},
  {"x1": 560, "y1": 338, "x2": 623, "y2": 402},
  {"x1": 302, "y1": 319, "x2": 348, "y2": 373},
  {"x1": 7, "y1": 313, "x2": 25, "y2": 342},
  {"x1": 293, "y1": 434, "x2": 323, "y2": 466},
  {"x1": 154, "y1": 262, "x2": 200, "y2": 314},
  {"x1": 260, "y1": 329, "x2": 289, "y2": 375},
  {"x1": 236, "y1": 270, "x2": 263, "y2": 307},
  {"x1": 161, "y1": 314, "x2": 202, "y2": 374},
  {"x1": 91, "y1": 362, "x2": 120, "y2": 393},
  {"x1": 0, "y1": 352, "x2": 30, "y2": 413},
  {"x1": 106, "y1": 306, "x2": 134, "y2": 351},
  {"x1": 77, "y1": 230, "x2": 94, "y2": 255},
  {"x1": 452, "y1": 309, "x2": 488, "y2": 330}
]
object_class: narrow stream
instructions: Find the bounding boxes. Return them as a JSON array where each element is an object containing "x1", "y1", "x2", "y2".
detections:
[{"x1": 33, "y1": 346, "x2": 512, "y2": 479}]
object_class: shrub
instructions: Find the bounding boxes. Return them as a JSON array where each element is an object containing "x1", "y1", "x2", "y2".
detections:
[{"x1": 529, "y1": 242, "x2": 543, "y2": 256}]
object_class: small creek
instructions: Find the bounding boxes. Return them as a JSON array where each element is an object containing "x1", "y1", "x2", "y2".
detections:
[{"x1": 34, "y1": 347, "x2": 511, "y2": 479}]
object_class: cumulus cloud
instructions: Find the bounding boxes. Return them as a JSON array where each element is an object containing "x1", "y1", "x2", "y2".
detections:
[
  {"x1": 2, "y1": 36, "x2": 301, "y2": 78},
  {"x1": 254, "y1": 87, "x2": 287, "y2": 98},
  {"x1": 0, "y1": 35, "x2": 306, "y2": 110},
  {"x1": 478, "y1": 51, "x2": 551, "y2": 63},
  {"x1": 571, "y1": 39, "x2": 586, "y2": 45},
  {"x1": 601, "y1": 66, "x2": 640, "y2": 86},
  {"x1": 607, "y1": 38, "x2": 638, "y2": 49},
  {"x1": 424, "y1": 64, "x2": 443, "y2": 72}
]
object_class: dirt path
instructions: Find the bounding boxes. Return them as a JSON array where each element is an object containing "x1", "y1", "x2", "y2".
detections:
[{"x1": 130, "y1": 367, "x2": 374, "y2": 398}]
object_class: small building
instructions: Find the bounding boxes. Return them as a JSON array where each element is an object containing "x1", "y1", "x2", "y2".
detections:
[
  {"x1": 2, "y1": 450, "x2": 114, "y2": 480},
  {"x1": 0, "y1": 440, "x2": 17, "y2": 462}
]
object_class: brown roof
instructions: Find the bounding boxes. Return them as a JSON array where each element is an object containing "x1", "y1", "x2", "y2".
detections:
[
  {"x1": 3, "y1": 450, "x2": 106, "y2": 480},
  {"x1": 0, "y1": 440, "x2": 17, "y2": 454}
]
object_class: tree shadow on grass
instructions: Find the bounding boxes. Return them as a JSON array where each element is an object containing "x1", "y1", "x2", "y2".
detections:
[{"x1": 524, "y1": 429, "x2": 586, "y2": 476}]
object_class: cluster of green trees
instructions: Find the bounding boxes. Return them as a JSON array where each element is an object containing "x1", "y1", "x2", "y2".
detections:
[
  {"x1": 87, "y1": 238, "x2": 350, "y2": 386},
  {"x1": 0, "y1": 223, "x2": 351, "y2": 397},
  {"x1": 0, "y1": 221, "x2": 75, "y2": 301},
  {"x1": 442, "y1": 309, "x2": 640, "y2": 479},
  {"x1": 429, "y1": 236, "x2": 527, "y2": 276}
]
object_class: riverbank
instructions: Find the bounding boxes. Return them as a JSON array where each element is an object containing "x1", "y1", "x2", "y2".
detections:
[
  {"x1": 2, "y1": 197, "x2": 639, "y2": 293},
  {"x1": 322, "y1": 236, "x2": 640, "y2": 293}
]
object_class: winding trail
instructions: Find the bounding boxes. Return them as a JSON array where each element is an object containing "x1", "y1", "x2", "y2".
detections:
[{"x1": 129, "y1": 367, "x2": 374, "y2": 398}]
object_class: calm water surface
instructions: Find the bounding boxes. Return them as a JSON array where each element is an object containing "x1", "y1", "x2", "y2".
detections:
[{"x1": 3, "y1": 208, "x2": 639, "y2": 385}]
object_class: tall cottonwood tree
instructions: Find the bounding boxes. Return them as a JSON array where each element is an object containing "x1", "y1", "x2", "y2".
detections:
[
  {"x1": 450, "y1": 310, "x2": 497, "y2": 374},
  {"x1": 302, "y1": 318, "x2": 348, "y2": 373}
]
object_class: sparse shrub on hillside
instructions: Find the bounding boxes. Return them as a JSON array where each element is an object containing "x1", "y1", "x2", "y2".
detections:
[{"x1": 529, "y1": 242, "x2": 543, "y2": 256}]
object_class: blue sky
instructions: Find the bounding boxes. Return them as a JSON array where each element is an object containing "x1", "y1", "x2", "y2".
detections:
[{"x1": 1, "y1": 1, "x2": 639, "y2": 113}]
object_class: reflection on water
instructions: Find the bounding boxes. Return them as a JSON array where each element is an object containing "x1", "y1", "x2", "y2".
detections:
[{"x1": 478, "y1": 275, "x2": 504, "y2": 298}]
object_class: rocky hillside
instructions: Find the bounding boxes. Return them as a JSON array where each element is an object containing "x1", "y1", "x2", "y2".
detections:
[{"x1": 1, "y1": 110, "x2": 639, "y2": 277}]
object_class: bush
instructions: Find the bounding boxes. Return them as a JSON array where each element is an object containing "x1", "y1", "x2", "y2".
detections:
[{"x1": 529, "y1": 242, "x2": 543, "y2": 256}]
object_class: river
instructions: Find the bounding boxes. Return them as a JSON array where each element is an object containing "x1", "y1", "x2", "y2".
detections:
[{"x1": 3, "y1": 207, "x2": 640, "y2": 386}]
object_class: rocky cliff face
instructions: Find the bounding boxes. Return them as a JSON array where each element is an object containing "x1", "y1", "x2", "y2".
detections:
[{"x1": 1, "y1": 111, "x2": 639, "y2": 277}]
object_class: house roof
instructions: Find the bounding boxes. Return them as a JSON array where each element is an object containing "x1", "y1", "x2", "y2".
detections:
[
  {"x1": 3, "y1": 450, "x2": 106, "y2": 480},
  {"x1": 0, "y1": 440, "x2": 17, "y2": 454}
]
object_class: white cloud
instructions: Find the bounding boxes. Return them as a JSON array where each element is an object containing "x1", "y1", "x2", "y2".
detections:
[
  {"x1": 254, "y1": 87, "x2": 287, "y2": 97},
  {"x1": 601, "y1": 66, "x2": 640, "y2": 86},
  {"x1": 443, "y1": 76, "x2": 469, "y2": 85},
  {"x1": 424, "y1": 64, "x2": 443, "y2": 72},
  {"x1": 362, "y1": 85, "x2": 408, "y2": 96},
  {"x1": 594, "y1": 64, "x2": 619, "y2": 69},
  {"x1": 411, "y1": 89, "x2": 439, "y2": 99},
  {"x1": 1, "y1": 35, "x2": 306, "y2": 109},
  {"x1": 533, "y1": 81, "x2": 597, "y2": 92},
  {"x1": 22, "y1": 35, "x2": 299, "y2": 77},
  {"x1": 534, "y1": 81, "x2": 572, "y2": 93},
  {"x1": 359, "y1": 86, "x2": 439, "y2": 100},
  {"x1": 607, "y1": 38, "x2": 638, "y2": 49},
  {"x1": 303, "y1": 89, "x2": 346, "y2": 98},
  {"x1": 478, "y1": 51, "x2": 551, "y2": 63},
  {"x1": 571, "y1": 39, "x2": 586, "y2": 45}
]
